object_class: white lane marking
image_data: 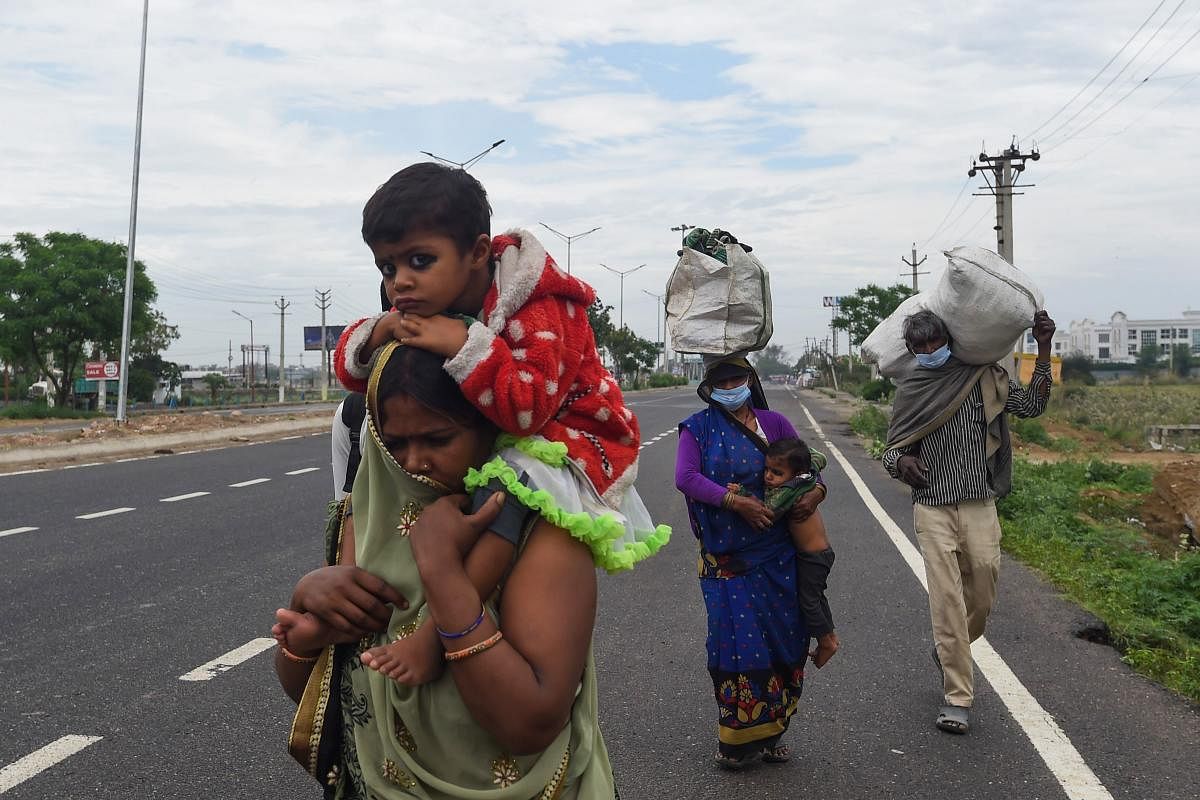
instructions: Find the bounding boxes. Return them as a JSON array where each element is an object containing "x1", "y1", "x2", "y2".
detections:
[
  {"x1": 0, "y1": 468, "x2": 47, "y2": 478},
  {"x1": 61, "y1": 463, "x2": 104, "y2": 470},
  {"x1": 116, "y1": 455, "x2": 158, "y2": 463},
  {"x1": 229, "y1": 478, "x2": 270, "y2": 488},
  {"x1": 179, "y1": 638, "x2": 277, "y2": 681},
  {"x1": 0, "y1": 734, "x2": 103, "y2": 793},
  {"x1": 0, "y1": 526, "x2": 38, "y2": 539},
  {"x1": 285, "y1": 467, "x2": 320, "y2": 475},
  {"x1": 309, "y1": 432, "x2": 325, "y2": 436},
  {"x1": 279, "y1": 435, "x2": 301, "y2": 441},
  {"x1": 76, "y1": 507, "x2": 135, "y2": 520},
  {"x1": 797, "y1": 402, "x2": 1114, "y2": 800},
  {"x1": 160, "y1": 491, "x2": 211, "y2": 503}
]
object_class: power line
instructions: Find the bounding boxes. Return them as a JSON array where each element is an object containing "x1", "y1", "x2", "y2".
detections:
[
  {"x1": 1023, "y1": 0, "x2": 1169, "y2": 141},
  {"x1": 1039, "y1": 0, "x2": 1189, "y2": 145},
  {"x1": 918, "y1": 175, "x2": 971, "y2": 249}
]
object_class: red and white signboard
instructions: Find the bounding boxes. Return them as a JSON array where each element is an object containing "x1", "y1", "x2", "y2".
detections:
[{"x1": 85, "y1": 361, "x2": 120, "y2": 380}]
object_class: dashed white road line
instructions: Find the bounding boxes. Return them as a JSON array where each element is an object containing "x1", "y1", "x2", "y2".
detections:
[
  {"x1": 229, "y1": 478, "x2": 271, "y2": 488},
  {"x1": 279, "y1": 435, "x2": 302, "y2": 441},
  {"x1": 285, "y1": 467, "x2": 320, "y2": 475},
  {"x1": 0, "y1": 526, "x2": 38, "y2": 539},
  {"x1": 61, "y1": 463, "x2": 104, "y2": 470},
  {"x1": 75, "y1": 507, "x2": 135, "y2": 520},
  {"x1": 0, "y1": 468, "x2": 46, "y2": 478},
  {"x1": 0, "y1": 734, "x2": 103, "y2": 793},
  {"x1": 160, "y1": 491, "x2": 211, "y2": 503},
  {"x1": 178, "y1": 638, "x2": 277, "y2": 682},
  {"x1": 795, "y1": 399, "x2": 1114, "y2": 800}
]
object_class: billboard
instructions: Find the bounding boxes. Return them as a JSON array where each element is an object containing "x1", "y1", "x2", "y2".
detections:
[
  {"x1": 84, "y1": 360, "x2": 120, "y2": 379},
  {"x1": 304, "y1": 325, "x2": 346, "y2": 352}
]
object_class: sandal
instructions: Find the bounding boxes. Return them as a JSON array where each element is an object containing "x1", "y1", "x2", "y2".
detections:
[
  {"x1": 760, "y1": 745, "x2": 791, "y2": 763},
  {"x1": 714, "y1": 751, "x2": 758, "y2": 771},
  {"x1": 936, "y1": 705, "x2": 969, "y2": 735}
]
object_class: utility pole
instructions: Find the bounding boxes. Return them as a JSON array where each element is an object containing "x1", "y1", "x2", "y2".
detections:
[
  {"x1": 671, "y1": 223, "x2": 695, "y2": 245},
  {"x1": 233, "y1": 310, "x2": 255, "y2": 403},
  {"x1": 315, "y1": 289, "x2": 332, "y2": 401},
  {"x1": 901, "y1": 243, "x2": 929, "y2": 292},
  {"x1": 538, "y1": 223, "x2": 600, "y2": 275},
  {"x1": 599, "y1": 263, "x2": 646, "y2": 329},
  {"x1": 642, "y1": 289, "x2": 666, "y2": 372},
  {"x1": 970, "y1": 139, "x2": 1040, "y2": 360},
  {"x1": 275, "y1": 296, "x2": 290, "y2": 403}
]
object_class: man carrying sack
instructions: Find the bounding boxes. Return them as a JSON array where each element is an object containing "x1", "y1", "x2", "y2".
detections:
[{"x1": 882, "y1": 308, "x2": 1056, "y2": 735}]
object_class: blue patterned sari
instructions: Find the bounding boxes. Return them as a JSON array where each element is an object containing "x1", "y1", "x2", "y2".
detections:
[{"x1": 679, "y1": 407, "x2": 807, "y2": 759}]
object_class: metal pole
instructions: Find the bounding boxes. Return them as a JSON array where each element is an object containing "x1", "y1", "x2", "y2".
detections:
[
  {"x1": 116, "y1": 0, "x2": 149, "y2": 423},
  {"x1": 599, "y1": 263, "x2": 645, "y2": 330},
  {"x1": 315, "y1": 289, "x2": 332, "y2": 401},
  {"x1": 642, "y1": 290, "x2": 665, "y2": 371},
  {"x1": 539, "y1": 223, "x2": 600, "y2": 276},
  {"x1": 276, "y1": 296, "x2": 290, "y2": 403}
]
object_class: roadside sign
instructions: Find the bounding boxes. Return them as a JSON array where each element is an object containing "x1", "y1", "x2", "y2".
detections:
[
  {"x1": 822, "y1": 296, "x2": 843, "y2": 307},
  {"x1": 85, "y1": 361, "x2": 120, "y2": 380}
]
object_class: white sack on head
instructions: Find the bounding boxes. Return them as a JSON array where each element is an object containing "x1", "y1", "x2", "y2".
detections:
[
  {"x1": 860, "y1": 246, "x2": 1043, "y2": 378},
  {"x1": 666, "y1": 244, "x2": 773, "y2": 355}
]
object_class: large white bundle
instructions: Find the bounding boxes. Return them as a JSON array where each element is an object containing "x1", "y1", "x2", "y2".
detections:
[
  {"x1": 861, "y1": 246, "x2": 1043, "y2": 377},
  {"x1": 665, "y1": 243, "x2": 773, "y2": 355}
]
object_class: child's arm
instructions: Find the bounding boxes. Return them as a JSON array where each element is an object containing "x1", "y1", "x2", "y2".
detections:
[
  {"x1": 332, "y1": 312, "x2": 401, "y2": 394},
  {"x1": 442, "y1": 296, "x2": 591, "y2": 435}
]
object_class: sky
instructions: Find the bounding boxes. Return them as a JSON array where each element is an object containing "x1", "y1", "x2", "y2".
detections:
[{"x1": 3, "y1": 0, "x2": 1199, "y2": 370}]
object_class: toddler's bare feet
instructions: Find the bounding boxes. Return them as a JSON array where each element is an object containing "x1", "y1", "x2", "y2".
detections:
[
  {"x1": 361, "y1": 621, "x2": 444, "y2": 686},
  {"x1": 273, "y1": 607, "x2": 327, "y2": 655}
]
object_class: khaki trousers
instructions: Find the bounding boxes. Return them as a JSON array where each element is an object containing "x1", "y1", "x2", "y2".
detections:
[{"x1": 914, "y1": 499, "x2": 1002, "y2": 708}]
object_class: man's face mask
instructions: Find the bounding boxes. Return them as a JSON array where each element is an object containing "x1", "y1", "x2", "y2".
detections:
[{"x1": 914, "y1": 343, "x2": 952, "y2": 369}]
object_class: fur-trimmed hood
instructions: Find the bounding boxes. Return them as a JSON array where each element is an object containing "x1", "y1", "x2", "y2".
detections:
[{"x1": 483, "y1": 229, "x2": 596, "y2": 333}]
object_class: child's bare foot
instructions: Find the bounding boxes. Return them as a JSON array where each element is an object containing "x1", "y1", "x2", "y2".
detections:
[
  {"x1": 273, "y1": 607, "x2": 328, "y2": 656},
  {"x1": 361, "y1": 620, "x2": 445, "y2": 686}
]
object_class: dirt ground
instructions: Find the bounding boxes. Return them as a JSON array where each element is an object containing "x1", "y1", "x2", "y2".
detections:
[{"x1": 0, "y1": 408, "x2": 333, "y2": 451}]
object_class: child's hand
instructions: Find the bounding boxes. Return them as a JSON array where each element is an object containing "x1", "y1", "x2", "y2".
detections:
[
  {"x1": 396, "y1": 313, "x2": 469, "y2": 358},
  {"x1": 725, "y1": 482, "x2": 741, "y2": 493},
  {"x1": 360, "y1": 312, "x2": 406, "y2": 365},
  {"x1": 810, "y1": 631, "x2": 840, "y2": 668}
]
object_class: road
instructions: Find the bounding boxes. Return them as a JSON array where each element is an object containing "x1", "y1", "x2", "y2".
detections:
[{"x1": 1, "y1": 386, "x2": 1196, "y2": 799}]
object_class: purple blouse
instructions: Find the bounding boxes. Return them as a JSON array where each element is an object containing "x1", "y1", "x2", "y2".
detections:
[{"x1": 675, "y1": 409, "x2": 801, "y2": 507}]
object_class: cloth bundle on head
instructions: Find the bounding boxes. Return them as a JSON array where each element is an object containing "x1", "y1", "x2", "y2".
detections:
[{"x1": 677, "y1": 228, "x2": 753, "y2": 262}]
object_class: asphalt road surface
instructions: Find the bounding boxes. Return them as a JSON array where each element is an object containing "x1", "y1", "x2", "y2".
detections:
[{"x1": 1, "y1": 386, "x2": 1196, "y2": 799}]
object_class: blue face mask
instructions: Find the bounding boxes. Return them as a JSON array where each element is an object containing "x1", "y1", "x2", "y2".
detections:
[
  {"x1": 710, "y1": 384, "x2": 752, "y2": 409},
  {"x1": 915, "y1": 344, "x2": 952, "y2": 369}
]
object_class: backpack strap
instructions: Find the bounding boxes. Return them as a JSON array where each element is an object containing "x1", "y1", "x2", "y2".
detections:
[{"x1": 340, "y1": 393, "x2": 367, "y2": 494}]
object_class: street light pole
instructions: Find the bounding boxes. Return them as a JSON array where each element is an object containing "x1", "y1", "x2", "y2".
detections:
[
  {"x1": 233, "y1": 310, "x2": 255, "y2": 403},
  {"x1": 599, "y1": 263, "x2": 646, "y2": 330},
  {"x1": 670, "y1": 223, "x2": 695, "y2": 245},
  {"x1": 642, "y1": 289, "x2": 666, "y2": 372},
  {"x1": 419, "y1": 139, "x2": 506, "y2": 171},
  {"x1": 116, "y1": 0, "x2": 150, "y2": 424},
  {"x1": 539, "y1": 223, "x2": 601, "y2": 275}
]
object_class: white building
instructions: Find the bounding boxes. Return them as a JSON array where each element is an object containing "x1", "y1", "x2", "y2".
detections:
[{"x1": 1030, "y1": 309, "x2": 1200, "y2": 363}]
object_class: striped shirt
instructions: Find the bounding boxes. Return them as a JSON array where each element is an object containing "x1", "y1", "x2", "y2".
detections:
[{"x1": 883, "y1": 362, "x2": 1052, "y2": 506}]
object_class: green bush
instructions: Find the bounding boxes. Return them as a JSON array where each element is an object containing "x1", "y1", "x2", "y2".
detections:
[
  {"x1": 0, "y1": 404, "x2": 103, "y2": 420},
  {"x1": 1010, "y1": 417, "x2": 1053, "y2": 447},
  {"x1": 859, "y1": 378, "x2": 894, "y2": 402},
  {"x1": 849, "y1": 405, "x2": 890, "y2": 457},
  {"x1": 646, "y1": 372, "x2": 689, "y2": 388},
  {"x1": 999, "y1": 459, "x2": 1200, "y2": 701}
]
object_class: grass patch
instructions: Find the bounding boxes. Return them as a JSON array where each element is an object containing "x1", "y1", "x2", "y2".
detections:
[
  {"x1": 1010, "y1": 417, "x2": 1052, "y2": 447},
  {"x1": 849, "y1": 405, "x2": 889, "y2": 459},
  {"x1": 0, "y1": 405, "x2": 104, "y2": 421},
  {"x1": 1047, "y1": 385, "x2": 1200, "y2": 436},
  {"x1": 998, "y1": 459, "x2": 1200, "y2": 701}
]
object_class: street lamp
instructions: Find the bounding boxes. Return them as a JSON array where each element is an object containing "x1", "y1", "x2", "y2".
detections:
[
  {"x1": 599, "y1": 263, "x2": 646, "y2": 330},
  {"x1": 539, "y1": 223, "x2": 601, "y2": 275},
  {"x1": 232, "y1": 310, "x2": 255, "y2": 403},
  {"x1": 642, "y1": 289, "x2": 667, "y2": 372},
  {"x1": 671, "y1": 223, "x2": 695, "y2": 245},
  {"x1": 419, "y1": 139, "x2": 506, "y2": 171}
]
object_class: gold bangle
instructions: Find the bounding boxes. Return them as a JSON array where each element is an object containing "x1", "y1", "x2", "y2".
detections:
[
  {"x1": 279, "y1": 644, "x2": 320, "y2": 664},
  {"x1": 444, "y1": 630, "x2": 503, "y2": 662}
]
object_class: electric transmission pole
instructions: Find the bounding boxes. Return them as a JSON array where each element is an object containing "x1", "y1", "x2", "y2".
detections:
[
  {"x1": 275, "y1": 296, "x2": 291, "y2": 403},
  {"x1": 315, "y1": 289, "x2": 332, "y2": 401},
  {"x1": 901, "y1": 243, "x2": 929, "y2": 292},
  {"x1": 970, "y1": 139, "x2": 1040, "y2": 359}
]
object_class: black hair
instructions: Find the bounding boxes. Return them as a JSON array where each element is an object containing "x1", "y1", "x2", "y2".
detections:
[
  {"x1": 375, "y1": 345, "x2": 493, "y2": 432},
  {"x1": 765, "y1": 437, "x2": 813, "y2": 475},
  {"x1": 379, "y1": 280, "x2": 391, "y2": 312},
  {"x1": 362, "y1": 162, "x2": 492, "y2": 253},
  {"x1": 903, "y1": 309, "x2": 951, "y2": 349}
]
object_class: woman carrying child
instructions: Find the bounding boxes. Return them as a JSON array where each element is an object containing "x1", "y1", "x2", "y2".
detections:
[
  {"x1": 275, "y1": 342, "x2": 617, "y2": 798},
  {"x1": 675, "y1": 355, "x2": 838, "y2": 769}
]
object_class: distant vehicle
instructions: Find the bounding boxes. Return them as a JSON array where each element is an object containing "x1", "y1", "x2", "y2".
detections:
[{"x1": 27, "y1": 380, "x2": 56, "y2": 406}]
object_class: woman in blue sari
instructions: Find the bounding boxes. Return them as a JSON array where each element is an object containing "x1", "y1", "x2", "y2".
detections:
[{"x1": 675, "y1": 356, "x2": 830, "y2": 768}]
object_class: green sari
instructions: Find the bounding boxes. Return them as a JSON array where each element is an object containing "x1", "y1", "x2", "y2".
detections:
[{"x1": 335, "y1": 341, "x2": 615, "y2": 799}]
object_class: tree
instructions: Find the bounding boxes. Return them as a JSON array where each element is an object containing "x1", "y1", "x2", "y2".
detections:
[
  {"x1": 203, "y1": 373, "x2": 227, "y2": 403},
  {"x1": 831, "y1": 283, "x2": 916, "y2": 346},
  {"x1": 607, "y1": 326, "x2": 658, "y2": 383},
  {"x1": 1060, "y1": 352, "x2": 1097, "y2": 385},
  {"x1": 1136, "y1": 345, "x2": 1161, "y2": 377},
  {"x1": 752, "y1": 344, "x2": 792, "y2": 378},
  {"x1": 1172, "y1": 343, "x2": 1192, "y2": 377},
  {"x1": 0, "y1": 232, "x2": 165, "y2": 407}
]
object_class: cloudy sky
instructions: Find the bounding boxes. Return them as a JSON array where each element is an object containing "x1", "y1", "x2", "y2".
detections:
[{"x1": 3, "y1": 0, "x2": 1199, "y2": 369}]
